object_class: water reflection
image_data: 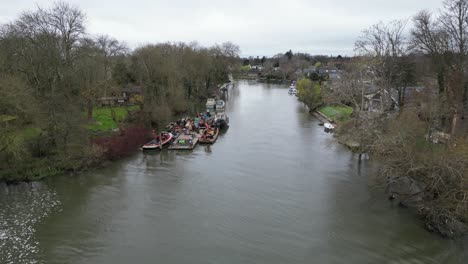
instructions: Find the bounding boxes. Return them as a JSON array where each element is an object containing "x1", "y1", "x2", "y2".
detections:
[{"x1": 0, "y1": 183, "x2": 60, "y2": 264}]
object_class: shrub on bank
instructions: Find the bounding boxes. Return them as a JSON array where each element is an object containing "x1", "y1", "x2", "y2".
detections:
[
  {"x1": 93, "y1": 125, "x2": 151, "y2": 160},
  {"x1": 296, "y1": 78, "x2": 322, "y2": 111},
  {"x1": 369, "y1": 111, "x2": 468, "y2": 237}
]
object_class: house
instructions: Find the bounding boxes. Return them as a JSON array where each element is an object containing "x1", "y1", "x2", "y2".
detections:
[
  {"x1": 122, "y1": 85, "x2": 143, "y2": 99},
  {"x1": 97, "y1": 97, "x2": 127, "y2": 107},
  {"x1": 294, "y1": 66, "x2": 316, "y2": 77},
  {"x1": 328, "y1": 71, "x2": 341, "y2": 80},
  {"x1": 303, "y1": 66, "x2": 316, "y2": 75},
  {"x1": 248, "y1": 65, "x2": 263, "y2": 72},
  {"x1": 398, "y1": 86, "x2": 428, "y2": 106},
  {"x1": 317, "y1": 67, "x2": 341, "y2": 79},
  {"x1": 363, "y1": 85, "x2": 397, "y2": 112}
]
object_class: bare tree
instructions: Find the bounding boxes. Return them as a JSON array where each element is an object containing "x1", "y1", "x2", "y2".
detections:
[
  {"x1": 411, "y1": 0, "x2": 468, "y2": 134},
  {"x1": 355, "y1": 19, "x2": 410, "y2": 111}
]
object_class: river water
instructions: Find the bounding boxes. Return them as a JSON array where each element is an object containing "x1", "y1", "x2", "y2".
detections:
[{"x1": 1, "y1": 80, "x2": 467, "y2": 263}]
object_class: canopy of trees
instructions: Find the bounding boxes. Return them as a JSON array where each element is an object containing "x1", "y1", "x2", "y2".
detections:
[{"x1": 0, "y1": 2, "x2": 238, "y2": 181}]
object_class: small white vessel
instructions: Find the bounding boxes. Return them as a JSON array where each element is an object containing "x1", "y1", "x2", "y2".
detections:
[
  {"x1": 324, "y1": 123, "x2": 335, "y2": 130},
  {"x1": 215, "y1": 99, "x2": 225, "y2": 110}
]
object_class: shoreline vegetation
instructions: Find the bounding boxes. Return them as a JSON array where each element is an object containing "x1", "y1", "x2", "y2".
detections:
[{"x1": 0, "y1": 2, "x2": 238, "y2": 183}]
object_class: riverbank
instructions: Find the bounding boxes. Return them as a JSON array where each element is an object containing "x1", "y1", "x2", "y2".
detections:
[
  {"x1": 0, "y1": 81, "x2": 232, "y2": 184},
  {"x1": 335, "y1": 119, "x2": 468, "y2": 238},
  {"x1": 292, "y1": 79, "x2": 468, "y2": 239}
]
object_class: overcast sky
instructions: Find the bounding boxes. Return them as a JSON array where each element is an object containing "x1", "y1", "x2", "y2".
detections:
[{"x1": 0, "y1": 0, "x2": 443, "y2": 57}]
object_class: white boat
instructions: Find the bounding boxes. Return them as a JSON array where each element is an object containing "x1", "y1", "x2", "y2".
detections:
[
  {"x1": 324, "y1": 123, "x2": 335, "y2": 130},
  {"x1": 206, "y1": 98, "x2": 215, "y2": 109},
  {"x1": 289, "y1": 81, "x2": 296, "y2": 89},
  {"x1": 288, "y1": 88, "x2": 297, "y2": 94},
  {"x1": 215, "y1": 99, "x2": 225, "y2": 110}
]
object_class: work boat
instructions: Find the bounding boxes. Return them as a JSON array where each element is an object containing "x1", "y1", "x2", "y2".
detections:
[
  {"x1": 214, "y1": 112, "x2": 229, "y2": 129},
  {"x1": 199, "y1": 126, "x2": 219, "y2": 144},
  {"x1": 142, "y1": 132, "x2": 173, "y2": 150},
  {"x1": 168, "y1": 133, "x2": 199, "y2": 150}
]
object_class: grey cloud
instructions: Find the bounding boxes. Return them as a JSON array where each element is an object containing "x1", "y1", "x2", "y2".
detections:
[{"x1": 0, "y1": 0, "x2": 442, "y2": 56}]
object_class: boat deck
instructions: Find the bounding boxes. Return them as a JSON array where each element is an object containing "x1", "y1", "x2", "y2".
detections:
[
  {"x1": 199, "y1": 129, "x2": 219, "y2": 144},
  {"x1": 168, "y1": 134, "x2": 199, "y2": 150}
]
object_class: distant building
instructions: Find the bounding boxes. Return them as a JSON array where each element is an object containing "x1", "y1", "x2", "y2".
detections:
[
  {"x1": 248, "y1": 65, "x2": 263, "y2": 72},
  {"x1": 122, "y1": 85, "x2": 143, "y2": 99},
  {"x1": 303, "y1": 66, "x2": 316, "y2": 75},
  {"x1": 363, "y1": 85, "x2": 397, "y2": 112},
  {"x1": 317, "y1": 67, "x2": 341, "y2": 80},
  {"x1": 97, "y1": 97, "x2": 127, "y2": 107}
]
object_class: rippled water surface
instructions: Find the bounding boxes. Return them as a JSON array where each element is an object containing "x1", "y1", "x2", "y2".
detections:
[{"x1": 1, "y1": 81, "x2": 467, "y2": 263}]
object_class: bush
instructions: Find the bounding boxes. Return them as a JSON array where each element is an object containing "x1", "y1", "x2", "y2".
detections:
[
  {"x1": 374, "y1": 111, "x2": 468, "y2": 237},
  {"x1": 93, "y1": 125, "x2": 151, "y2": 160},
  {"x1": 296, "y1": 78, "x2": 322, "y2": 110}
]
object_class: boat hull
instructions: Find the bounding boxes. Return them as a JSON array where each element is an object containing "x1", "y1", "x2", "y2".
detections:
[
  {"x1": 142, "y1": 133, "x2": 173, "y2": 150},
  {"x1": 199, "y1": 128, "x2": 219, "y2": 144}
]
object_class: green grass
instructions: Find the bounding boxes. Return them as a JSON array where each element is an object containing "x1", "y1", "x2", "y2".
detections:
[
  {"x1": 240, "y1": 65, "x2": 250, "y2": 72},
  {"x1": 319, "y1": 105, "x2": 353, "y2": 122},
  {"x1": 87, "y1": 105, "x2": 140, "y2": 132}
]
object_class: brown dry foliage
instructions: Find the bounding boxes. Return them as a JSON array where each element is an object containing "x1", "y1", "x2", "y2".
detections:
[{"x1": 374, "y1": 111, "x2": 468, "y2": 228}]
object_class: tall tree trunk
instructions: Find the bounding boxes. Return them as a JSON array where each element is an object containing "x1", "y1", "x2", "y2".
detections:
[
  {"x1": 451, "y1": 109, "x2": 459, "y2": 135},
  {"x1": 87, "y1": 100, "x2": 93, "y2": 121}
]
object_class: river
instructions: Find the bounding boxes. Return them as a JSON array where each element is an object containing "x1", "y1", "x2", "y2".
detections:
[{"x1": 1, "y1": 80, "x2": 466, "y2": 263}]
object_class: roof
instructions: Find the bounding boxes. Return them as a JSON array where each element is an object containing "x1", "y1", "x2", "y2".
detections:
[
  {"x1": 122, "y1": 85, "x2": 143, "y2": 93},
  {"x1": 404, "y1": 86, "x2": 426, "y2": 98},
  {"x1": 364, "y1": 84, "x2": 379, "y2": 95},
  {"x1": 329, "y1": 73, "x2": 341, "y2": 79},
  {"x1": 97, "y1": 97, "x2": 126, "y2": 101}
]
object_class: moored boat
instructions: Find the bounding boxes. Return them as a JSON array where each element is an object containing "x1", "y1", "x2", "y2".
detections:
[
  {"x1": 142, "y1": 132, "x2": 173, "y2": 150},
  {"x1": 215, "y1": 99, "x2": 225, "y2": 110},
  {"x1": 288, "y1": 87, "x2": 297, "y2": 94},
  {"x1": 214, "y1": 112, "x2": 229, "y2": 129},
  {"x1": 168, "y1": 133, "x2": 199, "y2": 150},
  {"x1": 199, "y1": 126, "x2": 219, "y2": 144},
  {"x1": 206, "y1": 98, "x2": 216, "y2": 109},
  {"x1": 289, "y1": 81, "x2": 296, "y2": 89},
  {"x1": 324, "y1": 123, "x2": 335, "y2": 132}
]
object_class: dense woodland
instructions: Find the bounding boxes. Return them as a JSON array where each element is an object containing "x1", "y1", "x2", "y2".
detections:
[{"x1": 0, "y1": 2, "x2": 238, "y2": 181}]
